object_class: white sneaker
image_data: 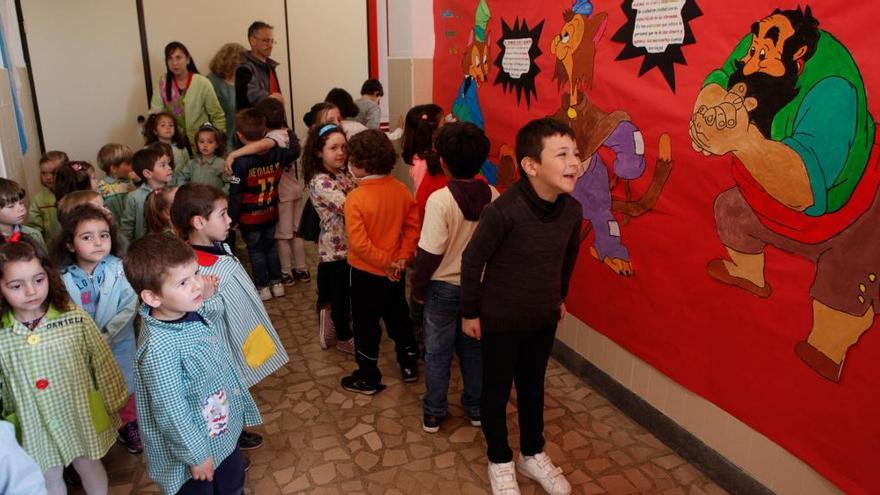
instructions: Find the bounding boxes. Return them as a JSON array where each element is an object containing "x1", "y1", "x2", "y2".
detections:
[
  {"x1": 318, "y1": 307, "x2": 336, "y2": 349},
  {"x1": 271, "y1": 283, "x2": 285, "y2": 298},
  {"x1": 258, "y1": 287, "x2": 272, "y2": 301},
  {"x1": 516, "y1": 452, "x2": 571, "y2": 495},
  {"x1": 488, "y1": 461, "x2": 521, "y2": 495}
]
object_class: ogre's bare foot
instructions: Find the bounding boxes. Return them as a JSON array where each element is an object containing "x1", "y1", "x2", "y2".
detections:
[{"x1": 590, "y1": 246, "x2": 634, "y2": 276}]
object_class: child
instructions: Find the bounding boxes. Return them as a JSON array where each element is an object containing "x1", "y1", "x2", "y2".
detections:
[
  {"x1": 96, "y1": 143, "x2": 136, "y2": 227},
  {"x1": 121, "y1": 148, "x2": 174, "y2": 241},
  {"x1": 0, "y1": 178, "x2": 45, "y2": 250},
  {"x1": 0, "y1": 234, "x2": 127, "y2": 494},
  {"x1": 144, "y1": 112, "x2": 191, "y2": 171},
  {"x1": 58, "y1": 190, "x2": 109, "y2": 222},
  {"x1": 411, "y1": 122, "x2": 496, "y2": 433},
  {"x1": 254, "y1": 97, "x2": 308, "y2": 286},
  {"x1": 303, "y1": 101, "x2": 341, "y2": 128},
  {"x1": 175, "y1": 124, "x2": 228, "y2": 189},
  {"x1": 341, "y1": 129, "x2": 420, "y2": 394},
  {"x1": 324, "y1": 88, "x2": 367, "y2": 139},
  {"x1": 144, "y1": 186, "x2": 179, "y2": 236},
  {"x1": 303, "y1": 124, "x2": 356, "y2": 353},
  {"x1": 124, "y1": 234, "x2": 261, "y2": 495},
  {"x1": 461, "y1": 118, "x2": 582, "y2": 495},
  {"x1": 53, "y1": 204, "x2": 141, "y2": 455},
  {"x1": 402, "y1": 104, "x2": 443, "y2": 192},
  {"x1": 53, "y1": 160, "x2": 98, "y2": 205},
  {"x1": 26, "y1": 150, "x2": 67, "y2": 242},
  {"x1": 228, "y1": 108, "x2": 300, "y2": 300},
  {"x1": 171, "y1": 182, "x2": 289, "y2": 450},
  {"x1": 355, "y1": 79, "x2": 383, "y2": 130}
]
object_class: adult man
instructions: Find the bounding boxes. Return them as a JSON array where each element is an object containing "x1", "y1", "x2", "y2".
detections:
[
  {"x1": 236, "y1": 21, "x2": 283, "y2": 110},
  {"x1": 690, "y1": 6, "x2": 878, "y2": 382}
]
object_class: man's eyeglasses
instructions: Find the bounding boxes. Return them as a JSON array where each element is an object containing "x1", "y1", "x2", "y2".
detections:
[{"x1": 254, "y1": 37, "x2": 277, "y2": 45}]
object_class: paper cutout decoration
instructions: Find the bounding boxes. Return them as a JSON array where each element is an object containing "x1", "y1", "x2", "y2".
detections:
[
  {"x1": 611, "y1": 0, "x2": 702, "y2": 91},
  {"x1": 493, "y1": 17, "x2": 545, "y2": 107}
]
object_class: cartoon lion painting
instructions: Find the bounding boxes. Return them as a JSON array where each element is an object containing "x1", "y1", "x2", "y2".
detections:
[{"x1": 551, "y1": 0, "x2": 673, "y2": 276}]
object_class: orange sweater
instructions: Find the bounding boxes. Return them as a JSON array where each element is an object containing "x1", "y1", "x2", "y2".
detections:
[{"x1": 344, "y1": 175, "x2": 420, "y2": 276}]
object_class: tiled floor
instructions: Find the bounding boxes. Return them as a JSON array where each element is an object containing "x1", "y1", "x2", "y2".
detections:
[{"x1": 97, "y1": 248, "x2": 728, "y2": 494}]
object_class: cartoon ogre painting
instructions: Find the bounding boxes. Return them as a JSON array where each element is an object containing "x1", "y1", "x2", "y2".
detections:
[
  {"x1": 689, "y1": 6, "x2": 878, "y2": 382},
  {"x1": 551, "y1": 0, "x2": 673, "y2": 276}
]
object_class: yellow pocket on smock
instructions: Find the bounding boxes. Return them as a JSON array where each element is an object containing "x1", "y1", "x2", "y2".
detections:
[
  {"x1": 89, "y1": 390, "x2": 110, "y2": 433},
  {"x1": 242, "y1": 324, "x2": 277, "y2": 368}
]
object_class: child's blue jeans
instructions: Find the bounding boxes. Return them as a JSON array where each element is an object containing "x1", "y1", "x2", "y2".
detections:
[
  {"x1": 240, "y1": 223, "x2": 282, "y2": 288},
  {"x1": 422, "y1": 281, "x2": 482, "y2": 418}
]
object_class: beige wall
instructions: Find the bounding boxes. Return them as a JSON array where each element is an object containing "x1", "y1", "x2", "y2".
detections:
[
  {"x1": 287, "y1": 0, "x2": 368, "y2": 138},
  {"x1": 21, "y1": 0, "x2": 148, "y2": 163},
  {"x1": 143, "y1": 0, "x2": 289, "y2": 127}
]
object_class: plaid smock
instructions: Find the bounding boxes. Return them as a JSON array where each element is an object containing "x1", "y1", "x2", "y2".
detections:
[
  {"x1": 0, "y1": 306, "x2": 127, "y2": 470},
  {"x1": 195, "y1": 243, "x2": 289, "y2": 388},
  {"x1": 134, "y1": 305, "x2": 261, "y2": 494}
]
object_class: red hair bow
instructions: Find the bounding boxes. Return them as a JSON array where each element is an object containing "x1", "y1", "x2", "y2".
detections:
[{"x1": 7, "y1": 232, "x2": 21, "y2": 243}]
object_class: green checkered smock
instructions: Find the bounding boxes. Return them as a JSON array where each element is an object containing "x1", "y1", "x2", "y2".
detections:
[
  {"x1": 0, "y1": 306, "x2": 127, "y2": 470},
  {"x1": 196, "y1": 243, "x2": 289, "y2": 388},
  {"x1": 134, "y1": 305, "x2": 261, "y2": 494}
]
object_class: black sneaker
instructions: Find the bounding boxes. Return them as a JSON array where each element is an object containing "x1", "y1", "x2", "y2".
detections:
[
  {"x1": 341, "y1": 375, "x2": 386, "y2": 395},
  {"x1": 400, "y1": 363, "x2": 418, "y2": 383},
  {"x1": 467, "y1": 415, "x2": 482, "y2": 427},
  {"x1": 294, "y1": 269, "x2": 311, "y2": 282},
  {"x1": 422, "y1": 414, "x2": 446, "y2": 433},
  {"x1": 238, "y1": 429, "x2": 264, "y2": 450},
  {"x1": 117, "y1": 421, "x2": 143, "y2": 454}
]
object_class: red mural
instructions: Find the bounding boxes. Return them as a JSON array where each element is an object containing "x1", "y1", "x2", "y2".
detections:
[{"x1": 433, "y1": 1, "x2": 880, "y2": 493}]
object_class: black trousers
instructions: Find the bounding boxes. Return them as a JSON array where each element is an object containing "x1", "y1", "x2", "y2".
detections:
[
  {"x1": 316, "y1": 259, "x2": 353, "y2": 341},
  {"x1": 176, "y1": 446, "x2": 244, "y2": 494},
  {"x1": 481, "y1": 327, "x2": 556, "y2": 463},
  {"x1": 350, "y1": 267, "x2": 418, "y2": 384}
]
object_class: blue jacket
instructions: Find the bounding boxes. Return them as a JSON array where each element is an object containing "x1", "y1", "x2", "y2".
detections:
[{"x1": 61, "y1": 255, "x2": 138, "y2": 392}]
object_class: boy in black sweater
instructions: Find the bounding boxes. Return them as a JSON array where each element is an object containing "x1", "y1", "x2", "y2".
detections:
[{"x1": 461, "y1": 118, "x2": 583, "y2": 495}]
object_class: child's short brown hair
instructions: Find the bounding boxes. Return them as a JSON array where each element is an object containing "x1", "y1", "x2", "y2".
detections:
[
  {"x1": 96, "y1": 143, "x2": 134, "y2": 174},
  {"x1": 57, "y1": 190, "x2": 102, "y2": 222},
  {"x1": 347, "y1": 129, "x2": 398, "y2": 176},
  {"x1": 235, "y1": 108, "x2": 267, "y2": 142},
  {"x1": 515, "y1": 118, "x2": 576, "y2": 169},
  {"x1": 170, "y1": 183, "x2": 227, "y2": 239},
  {"x1": 0, "y1": 178, "x2": 25, "y2": 209},
  {"x1": 39, "y1": 150, "x2": 68, "y2": 166},
  {"x1": 124, "y1": 233, "x2": 196, "y2": 294},
  {"x1": 132, "y1": 148, "x2": 165, "y2": 181}
]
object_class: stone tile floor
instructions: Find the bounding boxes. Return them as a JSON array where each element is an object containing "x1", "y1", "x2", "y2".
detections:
[{"x1": 95, "y1": 249, "x2": 728, "y2": 494}]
